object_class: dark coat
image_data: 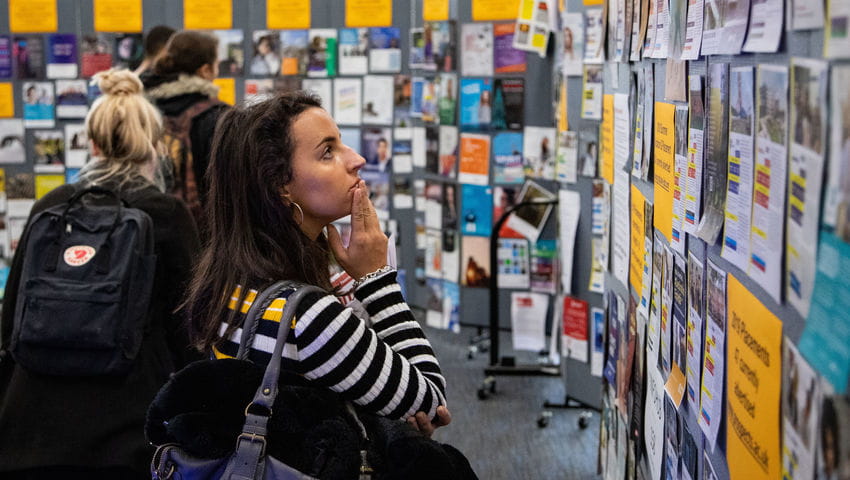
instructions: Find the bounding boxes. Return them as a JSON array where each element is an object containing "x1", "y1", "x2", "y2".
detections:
[
  {"x1": 0, "y1": 182, "x2": 202, "y2": 473},
  {"x1": 142, "y1": 72, "x2": 228, "y2": 206}
]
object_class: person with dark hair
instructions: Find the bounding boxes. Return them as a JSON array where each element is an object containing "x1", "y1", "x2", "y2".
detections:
[
  {"x1": 183, "y1": 91, "x2": 452, "y2": 442},
  {"x1": 0, "y1": 69, "x2": 200, "y2": 479},
  {"x1": 142, "y1": 30, "x2": 228, "y2": 227},
  {"x1": 134, "y1": 25, "x2": 176, "y2": 76}
]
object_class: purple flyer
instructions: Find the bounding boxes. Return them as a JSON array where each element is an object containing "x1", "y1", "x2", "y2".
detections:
[
  {"x1": 0, "y1": 36, "x2": 11, "y2": 79},
  {"x1": 47, "y1": 34, "x2": 78, "y2": 78}
]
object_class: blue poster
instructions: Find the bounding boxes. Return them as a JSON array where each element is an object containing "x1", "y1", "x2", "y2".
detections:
[
  {"x1": 0, "y1": 36, "x2": 11, "y2": 79},
  {"x1": 460, "y1": 184, "x2": 493, "y2": 237},
  {"x1": 459, "y1": 77, "x2": 492, "y2": 129},
  {"x1": 443, "y1": 281, "x2": 460, "y2": 333},
  {"x1": 799, "y1": 231, "x2": 850, "y2": 395},
  {"x1": 492, "y1": 131, "x2": 524, "y2": 184},
  {"x1": 46, "y1": 34, "x2": 78, "y2": 78}
]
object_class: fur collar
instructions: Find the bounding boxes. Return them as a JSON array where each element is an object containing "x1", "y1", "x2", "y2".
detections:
[{"x1": 145, "y1": 74, "x2": 219, "y2": 100}]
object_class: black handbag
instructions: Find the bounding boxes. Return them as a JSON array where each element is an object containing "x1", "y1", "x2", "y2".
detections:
[
  {"x1": 148, "y1": 280, "x2": 332, "y2": 479},
  {"x1": 147, "y1": 281, "x2": 478, "y2": 480}
]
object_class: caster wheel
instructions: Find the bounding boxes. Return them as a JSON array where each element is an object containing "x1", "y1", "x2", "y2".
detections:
[
  {"x1": 477, "y1": 388, "x2": 489, "y2": 400},
  {"x1": 578, "y1": 412, "x2": 591, "y2": 429},
  {"x1": 537, "y1": 411, "x2": 552, "y2": 428}
]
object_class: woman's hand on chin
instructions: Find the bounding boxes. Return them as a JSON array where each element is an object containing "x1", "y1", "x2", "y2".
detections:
[{"x1": 328, "y1": 180, "x2": 388, "y2": 281}]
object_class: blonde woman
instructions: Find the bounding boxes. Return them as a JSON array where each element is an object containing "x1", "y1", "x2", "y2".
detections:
[{"x1": 0, "y1": 69, "x2": 200, "y2": 479}]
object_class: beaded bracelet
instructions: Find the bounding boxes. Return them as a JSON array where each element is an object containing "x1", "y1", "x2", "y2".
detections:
[{"x1": 353, "y1": 265, "x2": 394, "y2": 289}]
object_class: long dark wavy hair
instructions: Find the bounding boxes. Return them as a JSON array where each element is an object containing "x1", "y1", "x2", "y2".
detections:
[{"x1": 184, "y1": 91, "x2": 330, "y2": 351}]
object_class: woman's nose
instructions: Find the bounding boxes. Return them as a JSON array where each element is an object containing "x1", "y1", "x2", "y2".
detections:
[{"x1": 345, "y1": 145, "x2": 366, "y2": 171}]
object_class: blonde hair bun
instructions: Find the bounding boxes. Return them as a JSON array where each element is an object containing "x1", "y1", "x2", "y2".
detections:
[{"x1": 94, "y1": 68, "x2": 143, "y2": 96}]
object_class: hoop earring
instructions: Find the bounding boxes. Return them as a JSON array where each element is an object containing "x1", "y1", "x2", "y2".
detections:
[{"x1": 291, "y1": 201, "x2": 304, "y2": 226}]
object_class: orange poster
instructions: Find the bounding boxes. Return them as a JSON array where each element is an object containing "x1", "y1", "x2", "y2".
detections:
[
  {"x1": 629, "y1": 184, "x2": 646, "y2": 293},
  {"x1": 212, "y1": 78, "x2": 235, "y2": 105},
  {"x1": 423, "y1": 0, "x2": 449, "y2": 21},
  {"x1": 0, "y1": 83, "x2": 14, "y2": 117},
  {"x1": 726, "y1": 274, "x2": 782, "y2": 480},
  {"x1": 9, "y1": 0, "x2": 57, "y2": 33},
  {"x1": 183, "y1": 0, "x2": 232, "y2": 29},
  {"x1": 600, "y1": 94, "x2": 614, "y2": 184},
  {"x1": 346, "y1": 0, "x2": 392, "y2": 27},
  {"x1": 472, "y1": 0, "x2": 521, "y2": 21},
  {"x1": 653, "y1": 102, "x2": 676, "y2": 242},
  {"x1": 267, "y1": 0, "x2": 311, "y2": 29},
  {"x1": 458, "y1": 133, "x2": 491, "y2": 186},
  {"x1": 94, "y1": 0, "x2": 143, "y2": 32}
]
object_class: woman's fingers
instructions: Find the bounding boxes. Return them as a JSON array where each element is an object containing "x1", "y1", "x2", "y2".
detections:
[
  {"x1": 327, "y1": 224, "x2": 347, "y2": 262},
  {"x1": 434, "y1": 406, "x2": 452, "y2": 427}
]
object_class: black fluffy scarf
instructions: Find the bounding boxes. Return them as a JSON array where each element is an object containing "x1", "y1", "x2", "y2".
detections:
[{"x1": 145, "y1": 359, "x2": 477, "y2": 480}]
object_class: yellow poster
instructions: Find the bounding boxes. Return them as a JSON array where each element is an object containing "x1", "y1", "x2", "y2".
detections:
[
  {"x1": 423, "y1": 0, "x2": 449, "y2": 21},
  {"x1": 583, "y1": 0, "x2": 604, "y2": 4},
  {"x1": 0, "y1": 83, "x2": 14, "y2": 118},
  {"x1": 267, "y1": 0, "x2": 311, "y2": 29},
  {"x1": 35, "y1": 175, "x2": 65, "y2": 200},
  {"x1": 653, "y1": 102, "x2": 676, "y2": 242},
  {"x1": 630, "y1": 184, "x2": 646, "y2": 293},
  {"x1": 94, "y1": 0, "x2": 143, "y2": 33},
  {"x1": 726, "y1": 274, "x2": 782, "y2": 480},
  {"x1": 472, "y1": 0, "x2": 521, "y2": 21},
  {"x1": 558, "y1": 81, "x2": 568, "y2": 132},
  {"x1": 9, "y1": 0, "x2": 57, "y2": 33},
  {"x1": 183, "y1": 0, "x2": 232, "y2": 29},
  {"x1": 600, "y1": 94, "x2": 614, "y2": 184},
  {"x1": 346, "y1": 0, "x2": 392, "y2": 27},
  {"x1": 212, "y1": 78, "x2": 235, "y2": 106},
  {"x1": 0, "y1": 169, "x2": 6, "y2": 193}
]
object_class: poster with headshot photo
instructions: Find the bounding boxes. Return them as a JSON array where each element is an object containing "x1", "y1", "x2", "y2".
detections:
[
  {"x1": 213, "y1": 29, "x2": 244, "y2": 76},
  {"x1": 307, "y1": 28, "x2": 337, "y2": 77},
  {"x1": 578, "y1": 128, "x2": 599, "y2": 178},
  {"x1": 55, "y1": 79, "x2": 88, "y2": 118},
  {"x1": 13, "y1": 35, "x2": 44, "y2": 79},
  {"x1": 22, "y1": 81, "x2": 55, "y2": 128},
  {"x1": 80, "y1": 34, "x2": 112, "y2": 78},
  {"x1": 64, "y1": 123, "x2": 88, "y2": 168},
  {"x1": 113, "y1": 34, "x2": 144, "y2": 71},
  {"x1": 0, "y1": 119, "x2": 25, "y2": 164},
  {"x1": 361, "y1": 127, "x2": 392, "y2": 173},
  {"x1": 817, "y1": 394, "x2": 850, "y2": 480},
  {"x1": 250, "y1": 30, "x2": 282, "y2": 76},
  {"x1": 438, "y1": 125, "x2": 458, "y2": 178},
  {"x1": 437, "y1": 73, "x2": 457, "y2": 125},
  {"x1": 32, "y1": 130, "x2": 65, "y2": 173}
]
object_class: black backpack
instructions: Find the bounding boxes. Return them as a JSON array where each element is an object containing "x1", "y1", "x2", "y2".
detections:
[{"x1": 10, "y1": 185, "x2": 157, "y2": 376}]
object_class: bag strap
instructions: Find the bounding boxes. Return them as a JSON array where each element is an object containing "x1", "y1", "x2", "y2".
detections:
[
  {"x1": 235, "y1": 280, "x2": 299, "y2": 361},
  {"x1": 224, "y1": 282, "x2": 325, "y2": 480}
]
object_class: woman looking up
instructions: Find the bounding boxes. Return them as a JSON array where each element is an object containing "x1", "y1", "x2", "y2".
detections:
[{"x1": 184, "y1": 91, "x2": 452, "y2": 435}]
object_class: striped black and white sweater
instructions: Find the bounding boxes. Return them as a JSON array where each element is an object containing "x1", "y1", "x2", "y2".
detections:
[{"x1": 213, "y1": 270, "x2": 447, "y2": 420}]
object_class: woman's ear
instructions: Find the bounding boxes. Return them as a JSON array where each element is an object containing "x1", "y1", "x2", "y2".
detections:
[
  {"x1": 278, "y1": 186, "x2": 291, "y2": 204},
  {"x1": 89, "y1": 139, "x2": 101, "y2": 157},
  {"x1": 196, "y1": 63, "x2": 215, "y2": 81}
]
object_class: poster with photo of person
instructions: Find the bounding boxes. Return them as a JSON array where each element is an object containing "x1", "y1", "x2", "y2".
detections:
[
  {"x1": 368, "y1": 27, "x2": 401, "y2": 73},
  {"x1": 424, "y1": 20, "x2": 457, "y2": 72},
  {"x1": 22, "y1": 81, "x2": 55, "y2": 128},
  {"x1": 214, "y1": 30, "x2": 244, "y2": 76},
  {"x1": 393, "y1": 74, "x2": 412, "y2": 127},
  {"x1": 250, "y1": 30, "x2": 282, "y2": 76},
  {"x1": 13, "y1": 35, "x2": 44, "y2": 79},
  {"x1": 307, "y1": 28, "x2": 337, "y2": 77},
  {"x1": 361, "y1": 127, "x2": 392, "y2": 173}
]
